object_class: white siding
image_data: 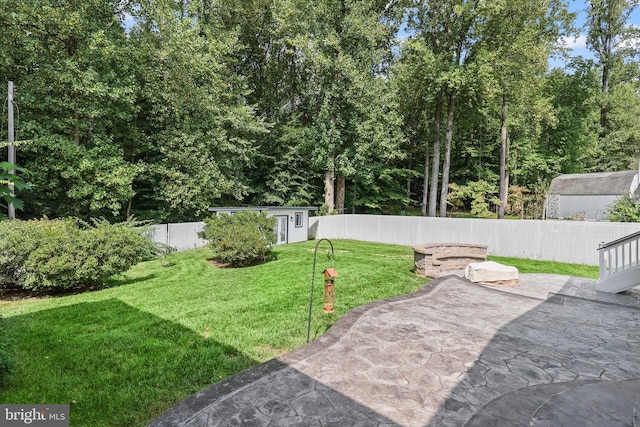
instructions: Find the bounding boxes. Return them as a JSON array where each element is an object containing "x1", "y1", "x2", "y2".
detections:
[{"x1": 554, "y1": 195, "x2": 618, "y2": 220}]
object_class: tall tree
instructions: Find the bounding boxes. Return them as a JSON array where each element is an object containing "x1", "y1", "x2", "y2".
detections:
[
  {"x1": 598, "y1": 61, "x2": 640, "y2": 170},
  {"x1": 281, "y1": 0, "x2": 406, "y2": 214},
  {"x1": 408, "y1": 0, "x2": 486, "y2": 217},
  {"x1": 540, "y1": 61, "x2": 600, "y2": 179},
  {"x1": 126, "y1": 0, "x2": 266, "y2": 221},
  {"x1": 214, "y1": 0, "x2": 408, "y2": 213},
  {"x1": 211, "y1": 0, "x2": 320, "y2": 207},
  {"x1": 0, "y1": 0, "x2": 267, "y2": 221},
  {"x1": 392, "y1": 40, "x2": 438, "y2": 215},
  {"x1": 0, "y1": 0, "x2": 138, "y2": 218},
  {"x1": 471, "y1": 0, "x2": 569, "y2": 218},
  {"x1": 586, "y1": 0, "x2": 640, "y2": 146}
]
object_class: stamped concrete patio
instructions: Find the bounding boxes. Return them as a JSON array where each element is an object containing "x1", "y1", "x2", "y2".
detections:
[{"x1": 149, "y1": 274, "x2": 640, "y2": 427}]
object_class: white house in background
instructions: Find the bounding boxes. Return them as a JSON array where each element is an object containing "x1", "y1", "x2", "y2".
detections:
[
  {"x1": 207, "y1": 206, "x2": 317, "y2": 244},
  {"x1": 546, "y1": 170, "x2": 640, "y2": 220}
]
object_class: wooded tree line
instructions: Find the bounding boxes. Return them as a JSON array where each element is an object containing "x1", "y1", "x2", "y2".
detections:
[{"x1": 1, "y1": 0, "x2": 639, "y2": 221}]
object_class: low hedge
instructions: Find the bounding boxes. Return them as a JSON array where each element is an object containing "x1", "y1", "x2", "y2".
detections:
[{"x1": 0, "y1": 218, "x2": 158, "y2": 290}]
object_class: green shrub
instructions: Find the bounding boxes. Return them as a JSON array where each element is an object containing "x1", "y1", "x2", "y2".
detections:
[
  {"x1": 0, "y1": 218, "x2": 158, "y2": 290},
  {"x1": 606, "y1": 194, "x2": 640, "y2": 222},
  {"x1": 0, "y1": 316, "x2": 12, "y2": 382},
  {"x1": 199, "y1": 211, "x2": 276, "y2": 267},
  {"x1": 447, "y1": 180, "x2": 500, "y2": 217}
]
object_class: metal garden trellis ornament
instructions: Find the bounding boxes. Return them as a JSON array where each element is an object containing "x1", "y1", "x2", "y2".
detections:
[{"x1": 306, "y1": 239, "x2": 337, "y2": 344}]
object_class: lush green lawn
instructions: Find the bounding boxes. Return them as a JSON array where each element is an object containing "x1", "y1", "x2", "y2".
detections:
[
  {"x1": 488, "y1": 255, "x2": 599, "y2": 279},
  {"x1": 0, "y1": 239, "x2": 599, "y2": 426},
  {"x1": 0, "y1": 240, "x2": 426, "y2": 426}
]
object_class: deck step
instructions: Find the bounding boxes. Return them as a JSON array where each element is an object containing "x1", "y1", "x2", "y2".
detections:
[{"x1": 596, "y1": 266, "x2": 640, "y2": 293}]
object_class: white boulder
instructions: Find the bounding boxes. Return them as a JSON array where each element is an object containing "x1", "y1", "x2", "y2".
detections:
[{"x1": 464, "y1": 261, "x2": 519, "y2": 285}]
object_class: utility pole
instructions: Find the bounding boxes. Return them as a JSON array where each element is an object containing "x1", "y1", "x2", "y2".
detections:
[{"x1": 7, "y1": 81, "x2": 15, "y2": 219}]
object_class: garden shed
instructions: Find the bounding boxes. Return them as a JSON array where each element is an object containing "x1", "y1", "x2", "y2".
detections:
[
  {"x1": 546, "y1": 170, "x2": 640, "y2": 220},
  {"x1": 207, "y1": 206, "x2": 317, "y2": 245}
]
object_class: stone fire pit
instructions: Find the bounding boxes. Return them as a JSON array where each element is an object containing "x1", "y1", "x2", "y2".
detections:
[{"x1": 413, "y1": 242, "x2": 487, "y2": 278}]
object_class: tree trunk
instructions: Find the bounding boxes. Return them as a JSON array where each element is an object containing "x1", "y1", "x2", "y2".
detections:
[
  {"x1": 335, "y1": 173, "x2": 345, "y2": 214},
  {"x1": 406, "y1": 140, "x2": 414, "y2": 212},
  {"x1": 600, "y1": 61, "x2": 610, "y2": 136},
  {"x1": 126, "y1": 197, "x2": 133, "y2": 220},
  {"x1": 421, "y1": 136, "x2": 430, "y2": 216},
  {"x1": 428, "y1": 94, "x2": 442, "y2": 217},
  {"x1": 324, "y1": 154, "x2": 335, "y2": 215},
  {"x1": 439, "y1": 91, "x2": 455, "y2": 218},
  {"x1": 499, "y1": 93, "x2": 509, "y2": 219}
]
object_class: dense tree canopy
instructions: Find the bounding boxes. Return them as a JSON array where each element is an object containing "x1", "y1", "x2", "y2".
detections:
[{"x1": 1, "y1": 0, "x2": 639, "y2": 221}]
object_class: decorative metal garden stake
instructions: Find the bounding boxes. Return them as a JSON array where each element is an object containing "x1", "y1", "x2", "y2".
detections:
[
  {"x1": 307, "y1": 239, "x2": 335, "y2": 344},
  {"x1": 322, "y1": 268, "x2": 338, "y2": 313}
]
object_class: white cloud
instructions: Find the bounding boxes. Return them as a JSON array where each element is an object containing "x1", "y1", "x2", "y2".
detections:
[
  {"x1": 618, "y1": 24, "x2": 640, "y2": 49},
  {"x1": 560, "y1": 35, "x2": 588, "y2": 49}
]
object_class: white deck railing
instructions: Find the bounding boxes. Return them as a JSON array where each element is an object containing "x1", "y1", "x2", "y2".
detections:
[{"x1": 597, "y1": 230, "x2": 640, "y2": 292}]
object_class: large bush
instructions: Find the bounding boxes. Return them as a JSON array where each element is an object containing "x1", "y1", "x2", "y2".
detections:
[
  {"x1": 199, "y1": 211, "x2": 276, "y2": 267},
  {"x1": 0, "y1": 218, "x2": 158, "y2": 290},
  {"x1": 606, "y1": 194, "x2": 640, "y2": 222}
]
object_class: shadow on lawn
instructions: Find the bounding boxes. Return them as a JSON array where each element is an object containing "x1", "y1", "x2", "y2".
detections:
[
  {"x1": 0, "y1": 298, "x2": 258, "y2": 426},
  {"x1": 205, "y1": 251, "x2": 282, "y2": 268},
  {"x1": 101, "y1": 272, "x2": 158, "y2": 289},
  {"x1": 0, "y1": 274, "x2": 159, "y2": 301}
]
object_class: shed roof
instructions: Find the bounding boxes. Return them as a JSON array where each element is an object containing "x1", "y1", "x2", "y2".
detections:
[{"x1": 548, "y1": 170, "x2": 639, "y2": 196}]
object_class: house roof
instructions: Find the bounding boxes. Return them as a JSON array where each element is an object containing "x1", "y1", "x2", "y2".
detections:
[
  {"x1": 548, "y1": 170, "x2": 639, "y2": 196},
  {"x1": 208, "y1": 206, "x2": 317, "y2": 212}
]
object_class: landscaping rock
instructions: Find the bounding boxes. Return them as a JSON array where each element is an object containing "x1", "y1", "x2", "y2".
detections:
[{"x1": 465, "y1": 261, "x2": 519, "y2": 287}]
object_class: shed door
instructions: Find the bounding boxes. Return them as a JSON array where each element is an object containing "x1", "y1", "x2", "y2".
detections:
[{"x1": 274, "y1": 215, "x2": 288, "y2": 245}]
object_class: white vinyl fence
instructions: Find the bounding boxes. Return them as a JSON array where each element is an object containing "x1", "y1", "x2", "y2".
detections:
[
  {"x1": 149, "y1": 215, "x2": 640, "y2": 266},
  {"x1": 309, "y1": 215, "x2": 640, "y2": 266},
  {"x1": 149, "y1": 222, "x2": 207, "y2": 252}
]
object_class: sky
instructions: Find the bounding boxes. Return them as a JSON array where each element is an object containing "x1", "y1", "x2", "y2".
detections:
[{"x1": 551, "y1": 0, "x2": 640, "y2": 69}]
